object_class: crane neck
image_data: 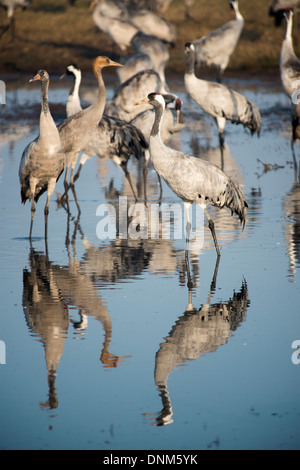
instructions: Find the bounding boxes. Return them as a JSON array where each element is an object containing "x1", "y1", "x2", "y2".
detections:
[
  {"x1": 285, "y1": 15, "x2": 293, "y2": 41},
  {"x1": 232, "y1": 1, "x2": 243, "y2": 21},
  {"x1": 151, "y1": 103, "x2": 165, "y2": 139},
  {"x1": 93, "y1": 66, "x2": 107, "y2": 121},
  {"x1": 185, "y1": 50, "x2": 196, "y2": 76},
  {"x1": 71, "y1": 71, "x2": 81, "y2": 98},
  {"x1": 41, "y1": 79, "x2": 50, "y2": 116}
]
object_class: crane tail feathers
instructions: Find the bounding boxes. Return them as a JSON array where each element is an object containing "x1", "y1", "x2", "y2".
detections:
[{"x1": 225, "y1": 181, "x2": 248, "y2": 229}]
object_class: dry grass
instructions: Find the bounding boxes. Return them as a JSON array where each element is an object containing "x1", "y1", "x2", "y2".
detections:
[{"x1": 0, "y1": 0, "x2": 299, "y2": 77}]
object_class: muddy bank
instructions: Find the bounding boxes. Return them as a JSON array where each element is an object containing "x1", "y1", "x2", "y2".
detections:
[{"x1": 0, "y1": 0, "x2": 299, "y2": 77}]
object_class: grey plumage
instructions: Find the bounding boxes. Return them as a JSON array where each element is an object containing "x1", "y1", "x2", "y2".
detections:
[
  {"x1": 192, "y1": 0, "x2": 244, "y2": 82},
  {"x1": 0, "y1": 0, "x2": 30, "y2": 19},
  {"x1": 19, "y1": 70, "x2": 65, "y2": 237},
  {"x1": 90, "y1": 0, "x2": 175, "y2": 52},
  {"x1": 0, "y1": 0, "x2": 31, "y2": 37},
  {"x1": 60, "y1": 62, "x2": 148, "y2": 199},
  {"x1": 184, "y1": 42, "x2": 261, "y2": 155},
  {"x1": 130, "y1": 31, "x2": 171, "y2": 92},
  {"x1": 280, "y1": 10, "x2": 300, "y2": 98},
  {"x1": 58, "y1": 56, "x2": 123, "y2": 195},
  {"x1": 105, "y1": 69, "x2": 162, "y2": 121},
  {"x1": 135, "y1": 92, "x2": 248, "y2": 256}
]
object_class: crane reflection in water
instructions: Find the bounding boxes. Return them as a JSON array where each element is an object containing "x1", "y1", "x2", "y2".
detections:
[{"x1": 146, "y1": 255, "x2": 250, "y2": 426}]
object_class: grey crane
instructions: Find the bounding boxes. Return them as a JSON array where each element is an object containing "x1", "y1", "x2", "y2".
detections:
[
  {"x1": 105, "y1": 69, "x2": 162, "y2": 121},
  {"x1": 130, "y1": 31, "x2": 171, "y2": 93},
  {"x1": 280, "y1": 9, "x2": 300, "y2": 98},
  {"x1": 57, "y1": 56, "x2": 123, "y2": 208},
  {"x1": 135, "y1": 92, "x2": 248, "y2": 257},
  {"x1": 60, "y1": 62, "x2": 148, "y2": 201},
  {"x1": 0, "y1": 0, "x2": 31, "y2": 38},
  {"x1": 192, "y1": 0, "x2": 244, "y2": 83},
  {"x1": 90, "y1": 0, "x2": 175, "y2": 52},
  {"x1": 127, "y1": 3, "x2": 176, "y2": 46},
  {"x1": 184, "y1": 42, "x2": 261, "y2": 166},
  {"x1": 280, "y1": 10, "x2": 300, "y2": 158},
  {"x1": 117, "y1": 53, "x2": 153, "y2": 85},
  {"x1": 269, "y1": 0, "x2": 300, "y2": 26},
  {"x1": 19, "y1": 70, "x2": 65, "y2": 238},
  {"x1": 90, "y1": 0, "x2": 138, "y2": 53}
]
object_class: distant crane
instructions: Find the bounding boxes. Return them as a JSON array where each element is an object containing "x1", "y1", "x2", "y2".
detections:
[
  {"x1": 135, "y1": 92, "x2": 248, "y2": 257},
  {"x1": 0, "y1": 0, "x2": 31, "y2": 38},
  {"x1": 192, "y1": 0, "x2": 244, "y2": 83},
  {"x1": 90, "y1": 0, "x2": 175, "y2": 52},
  {"x1": 19, "y1": 70, "x2": 65, "y2": 238},
  {"x1": 280, "y1": 10, "x2": 300, "y2": 159},
  {"x1": 280, "y1": 9, "x2": 300, "y2": 98},
  {"x1": 184, "y1": 42, "x2": 261, "y2": 167}
]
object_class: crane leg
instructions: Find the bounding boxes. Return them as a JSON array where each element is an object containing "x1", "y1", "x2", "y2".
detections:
[
  {"x1": 73, "y1": 163, "x2": 83, "y2": 184},
  {"x1": 29, "y1": 179, "x2": 37, "y2": 239},
  {"x1": 122, "y1": 165, "x2": 138, "y2": 202},
  {"x1": 204, "y1": 208, "x2": 220, "y2": 257},
  {"x1": 184, "y1": 201, "x2": 192, "y2": 252},
  {"x1": 183, "y1": 202, "x2": 195, "y2": 289},
  {"x1": 29, "y1": 199, "x2": 35, "y2": 239}
]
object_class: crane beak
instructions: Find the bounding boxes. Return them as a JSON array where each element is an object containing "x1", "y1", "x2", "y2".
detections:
[
  {"x1": 60, "y1": 72, "x2": 67, "y2": 80},
  {"x1": 134, "y1": 97, "x2": 150, "y2": 106},
  {"x1": 29, "y1": 73, "x2": 41, "y2": 83},
  {"x1": 110, "y1": 60, "x2": 123, "y2": 68}
]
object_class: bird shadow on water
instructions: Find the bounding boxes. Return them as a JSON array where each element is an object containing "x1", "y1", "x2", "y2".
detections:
[{"x1": 144, "y1": 252, "x2": 250, "y2": 427}]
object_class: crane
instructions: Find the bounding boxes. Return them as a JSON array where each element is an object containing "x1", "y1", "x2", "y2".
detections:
[
  {"x1": 184, "y1": 42, "x2": 261, "y2": 167},
  {"x1": 0, "y1": 0, "x2": 31, "y2": 38},
  {"x1": 57, "y1": 56, "x2": 123, "y2": 210},
  {"x1": 60, "y1": 62, "x2": 148, "y2": 201},
  {"x1": 280, "y1": 9, "x2": 300, "y2": 98},
  {"x1": 19, "y1": 70, "x2": 65, "y2": 238},
  {"x1": 192, "y1": 0, "x2": 244, "y2": 83},
  {"x1": 135, "y1": 92, "x2": 248, "y2": 257}
]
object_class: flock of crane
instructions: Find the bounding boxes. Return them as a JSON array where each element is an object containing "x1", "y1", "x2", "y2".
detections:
[{"x1": 9, "y1": 0, "x2": 300, "y2": 257}]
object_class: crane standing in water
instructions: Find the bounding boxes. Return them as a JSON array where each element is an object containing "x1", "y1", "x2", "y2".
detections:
[
  {"x1": 19, "y1": 70, "x2": 65, "y2": 238},
  {"x1": 280, "y1": 10, "x2": 300, "y2": 159},
  {"x1": 184, "y1": 42, "x2": 261, "y2": 167},
  {"x1": 135, "y1": 92, "x2": 248, "y2": 257}
]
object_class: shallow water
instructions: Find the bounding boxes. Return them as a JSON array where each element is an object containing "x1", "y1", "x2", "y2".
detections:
[{"x1": 0, "y1": 74, "x2": 300, "y2": 450}]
